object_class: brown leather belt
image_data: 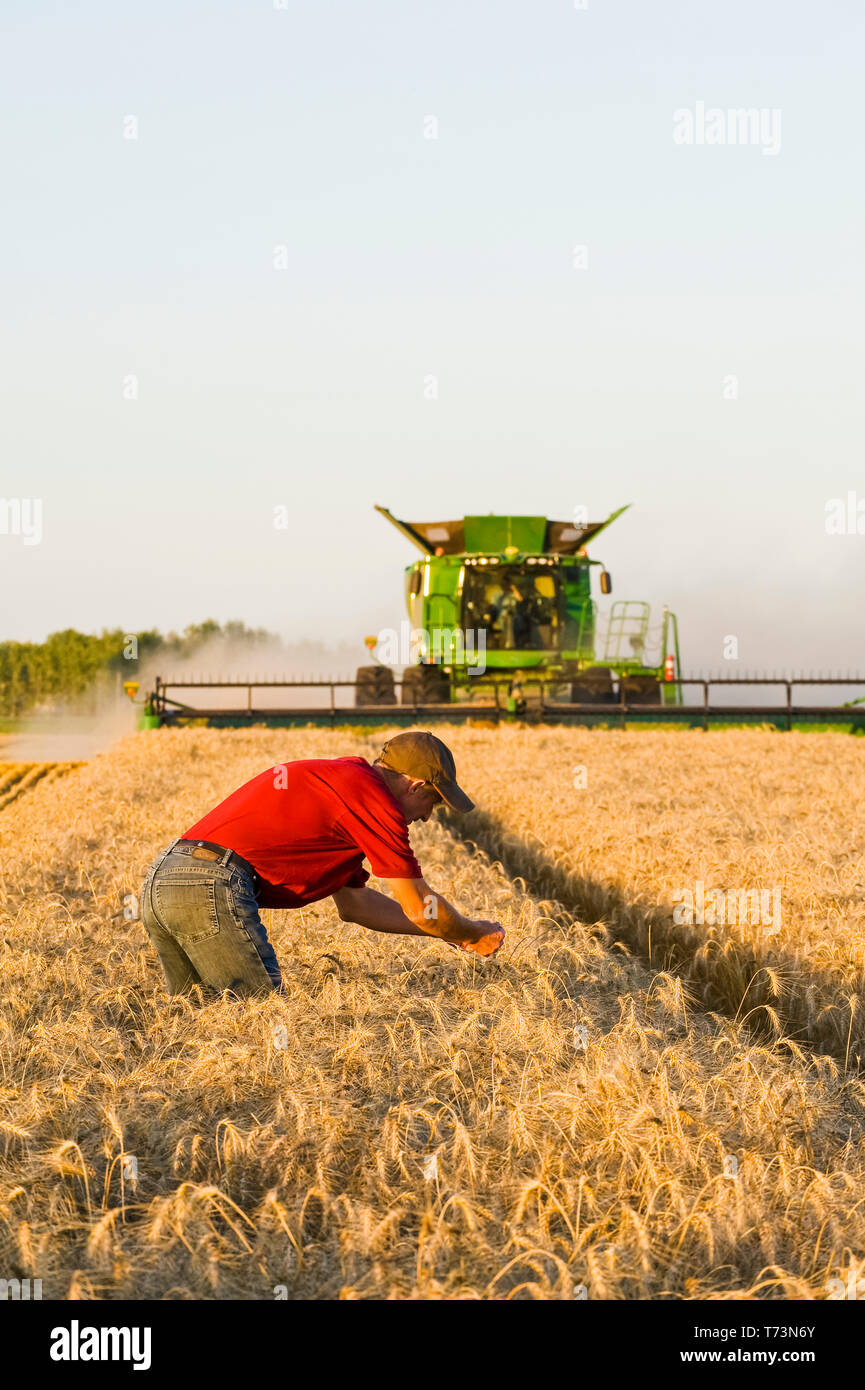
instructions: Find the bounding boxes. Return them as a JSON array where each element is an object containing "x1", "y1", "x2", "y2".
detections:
[{"x1": 174, "y1": 839, "x2": 261, "y2": 886}]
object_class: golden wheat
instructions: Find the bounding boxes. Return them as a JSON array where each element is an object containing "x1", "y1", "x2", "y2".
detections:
[
  {"x1": 436, "y1": 726, "x2": 865, "y2": 1063},
  {"x1": 0, "y1": 726, "x2": 863, "y2": 1300}
]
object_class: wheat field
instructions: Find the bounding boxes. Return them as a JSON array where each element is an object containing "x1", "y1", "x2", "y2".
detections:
[
  {"x1": 440, "y1": 726, "x2": 865, "y2": 1064},
  {"x1": 1, "y1": 726, "x2": 864, "y2": 1300}
]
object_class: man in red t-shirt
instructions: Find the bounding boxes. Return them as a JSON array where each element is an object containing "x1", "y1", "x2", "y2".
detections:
[{"x1": 140, "y1": 730, "x2": 504, "y2": 997}]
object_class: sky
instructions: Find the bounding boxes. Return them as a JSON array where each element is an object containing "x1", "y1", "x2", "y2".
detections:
[{"x1": 1, "y1": 0, "x2": 863, "y2": 674}]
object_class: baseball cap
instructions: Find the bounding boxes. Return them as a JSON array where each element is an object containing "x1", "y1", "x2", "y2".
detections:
[{"x1": 376, "y1": 730, "x2": 475, "y2": 813}]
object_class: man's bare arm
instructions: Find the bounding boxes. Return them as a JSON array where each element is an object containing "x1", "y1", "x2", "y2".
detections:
[
  {"x1": 333, "y1": 879, "x2": 504, "y2": 956},
  {"x1": 332, "y1": 884, "x2": 427, "y2": 936}
]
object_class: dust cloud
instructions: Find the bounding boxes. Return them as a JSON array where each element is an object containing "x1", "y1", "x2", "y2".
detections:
[{"x1": 0, "y1": 638, "x2": 372, "y2": 761}]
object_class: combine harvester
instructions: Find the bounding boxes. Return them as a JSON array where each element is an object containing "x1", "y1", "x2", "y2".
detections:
[
  {"x1": 134, "y1": 505, "x2": 865, "y2": 731},
  {"x1": 353, "y1": 505, "x2": 680, "y2": 713}
]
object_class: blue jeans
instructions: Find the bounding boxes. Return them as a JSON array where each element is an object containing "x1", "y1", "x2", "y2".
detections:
[{"x1": 141, "y1": 839, "x2": 283, "y2": 997}]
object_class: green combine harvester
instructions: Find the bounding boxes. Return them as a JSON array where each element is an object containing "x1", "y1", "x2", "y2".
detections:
[
  {"x1": 136, "y1": 504, "x2": 865, "y2": 728},
  {"x1": 355, "y1": 505, "x2": 682, "y2": 712}
]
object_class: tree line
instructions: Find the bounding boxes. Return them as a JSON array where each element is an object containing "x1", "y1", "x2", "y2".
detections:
[{"x1": 0, "y1": 620, "x2": 274, "y2": 716}]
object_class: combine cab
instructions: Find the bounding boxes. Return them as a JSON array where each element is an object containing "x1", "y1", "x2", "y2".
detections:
[{"x1": 356, "y1": 506, "x2": 682, "y2": 711}]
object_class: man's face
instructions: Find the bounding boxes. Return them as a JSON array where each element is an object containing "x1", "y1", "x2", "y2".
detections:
[{"x1": 397, "y1": 777, "x2": 443, "y2": 824}]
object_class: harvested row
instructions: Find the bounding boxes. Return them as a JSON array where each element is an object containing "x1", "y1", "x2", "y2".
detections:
[
  {"x1": 0, "y1": 762, "x2": 40, "y2": 799},
  {"x1": 0, "y1": 761, "x2": 85, "y2": 813},
  {"x1": 429, "y1": 726, "x2": 865, "y2": 1065},
  {"x1": 0, "y1": 728, "x2": 864, "y2": 1298}
]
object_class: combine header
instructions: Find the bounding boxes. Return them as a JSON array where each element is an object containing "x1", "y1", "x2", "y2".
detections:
[{"x1": 133, "y1": 505, "x2": 865, "y2": 729}]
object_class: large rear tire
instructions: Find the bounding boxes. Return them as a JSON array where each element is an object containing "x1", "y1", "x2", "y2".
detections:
[
  {"x1": 400, "y1": 664, "x2": 451, "y2": 705},
  {"x1": 570, "y1": 668, "x2": 616, "y2": 703},
  {"x1": 620, "y1": 674, "x2": 662, "y2": 705},
  {"x1": 354, "y1": 665, "x2": 396, "y2": 707}
]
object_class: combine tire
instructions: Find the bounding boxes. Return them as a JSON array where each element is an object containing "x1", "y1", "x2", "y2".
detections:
[
  {"x1": 354, "y1": 665, "x2": 396, "y2": 707},
  {"x1": 400, "y1": 665, "x2": 451, "y2": 705},
  {"x1": 570, "y1": 668, "x2": 616, "y2": 703},
  {"x1": 620, "y1": 674, "x2": 662, "y2": 705}
]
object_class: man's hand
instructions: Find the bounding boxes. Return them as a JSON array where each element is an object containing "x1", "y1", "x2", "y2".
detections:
[{"x1": 455, "y1": 920, "x2": 505, "y2": 956}]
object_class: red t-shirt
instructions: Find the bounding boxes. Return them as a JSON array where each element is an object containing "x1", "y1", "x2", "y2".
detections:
[{"x1": 182, "y1": 756, "x2": 422, "y2": 909}]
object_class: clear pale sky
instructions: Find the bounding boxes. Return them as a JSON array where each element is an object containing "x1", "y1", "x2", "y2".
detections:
[{"x1": 2, "y1": 0, "x2": 863, "y2": 673}]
